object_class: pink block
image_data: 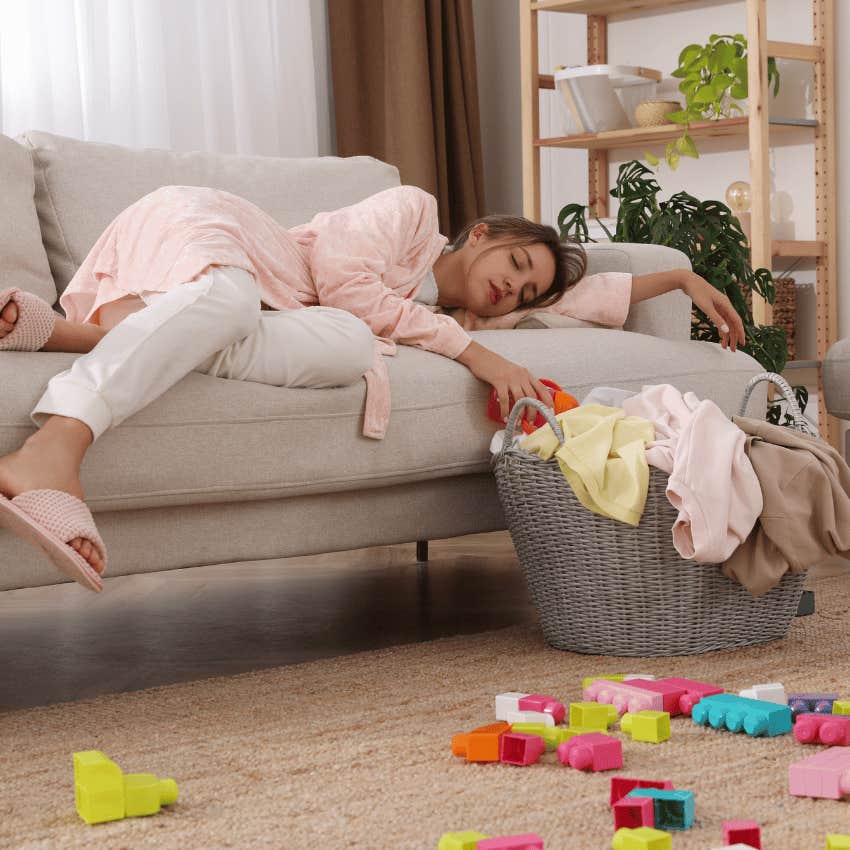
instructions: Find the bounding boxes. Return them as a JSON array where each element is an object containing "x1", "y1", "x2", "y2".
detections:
[
  {"x1": 723, "y1": 819, "x2": 762, "y2": 849},
  {"x1": 794, "y1": 714, "x2": 850, "y2": 746},
  {"x1": 788, "y1": 746, "x2": 850, "y2": 799},
  {"x1": 609, "y1": 777, "x2": 676, "y2": 806},
  {"x1": 557, "y1": 732, "x2": 623, "y2": 772},
  {"x1": 661, "y1": 677, "x2": 724, "y2": 716},
  {"x1": 518, "y1": 693, "x2": 566, "y2": 725},
  {"x1": 477, "y1": 834, "x2": 544, "y2": 850},
  {"x1": 627, "y1": 679, "x2": 687, "y2": 716},
  {"x1": 582, "y1": 680, "x2": 664, "y2": 716},
  {"x1": 499, "y1": 732, "x2": 546, "y2": 766},
  {"x1": 613, "y1": 795, "x2": 655, "y2": 829}
]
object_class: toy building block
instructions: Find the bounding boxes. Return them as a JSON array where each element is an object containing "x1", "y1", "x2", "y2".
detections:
[
  {"x1": 625, "y1": 680, "x2": 687, "y2": 716},
  {"x1": 739, "y1": 683, "x2": 786, "y2": 705},
  {"x1": 826, "y1": 835, "x2": 850, "y2": 849},
  {"x1": 495, "y1": 692, "x2": 565, "y2": 725},
  {"x1": 611, "y1": 826, "x2": 672, "y2": 850},
  {"x1": 74, "y1": 751, "x2": 125, "y2": 825},
  {"x1": 557, "y1": 732, "x2": 623, "y2": 772},
  {"x1": 691, "y1": 693, "x2": 792, "y2": 737},
  {"x1": 583, "y1": 675, "x2": 626, "y2": 689},
  {"x1": 610, "y1": 777, "x2": 675, "y2": 806},
  {"x1": 499, "y1": 732, "x2": 546, "y2": 766},
  {"x1": 623, "y1": 674, "x2": 656, "y2": 681},
  {"x1": 477, "y1": 835, "x2": 544, "y2": 850},
  {"x1": 570, "y1": 701, "x2": 619, "y2": 730},
  {"x1": 504, "y1": 709, "x2": 556, "y2": 727},
  {"x1": 788, "y1": 746, "x2": 850, "y2": 799},
  {"x1": 709, "y1": 845, "x2": 762, "y2": 849},
  {"x1": 794, "y1": 713, "x2": 850, "y2": 746},
  {"x1": 788, "y1": 692, "x2": 839, "y2": 719},
  {"x1": 452, "y1": 722, "x2": 511, "y2": 762},
  {"x1": 510, "y1": 722, "x2": 576, "y2": 751},
  {"x1": 626, "y1": 789, "x2": 695, "y2": 831},
  {"x1": 438, "y1": 831, "x2": 489, "y2": 849},
  {"x1": 834, "y1": 701, "x2": 850, "y2": 716},
  {"x1": 621, "y1": 711, "x2": 671, "y2": 744},
  {"x1": 73, "y1": 750, "x2": 178, "y2": 825},
  {"x1": 583, "y1": 680, "x2": 664, "y2": 716},
  {"x1": 613, "y1": 794, "x2": 655, "y2": 829},
  {"x1": 722, "y1": 819, "x2": 761, "y2": 849},
  {"x1": 660, "y1": 677, "x2": 724, "y2": 716}
]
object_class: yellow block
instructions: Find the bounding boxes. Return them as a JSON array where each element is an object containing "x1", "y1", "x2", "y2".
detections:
[
  {"x1": 612, "y1": 826, "x2": 672, "y2": 850},
  {"x1": 124, "y1": 773, "x2": 179, "y2": 817},
  {"x1": 73, "y1": 751, "x2": 124, "y2": 825},
  {"x1": 570, "y1": 701, "x2": 618, "y2": 730},
  {"x1": 438, "y1": 831, "x2": 489, "y2": 849},
  {"x1": 621, "y1": 711, "x2": 671, "y2": 744},
  {"x1": 826, "y1": 836, "x2": 850, "y2": 850},
  {"x1": 833, "y1": 700, "x2": 850, "y2": 716},
  {"x1": 583, "y1": 675, "x2": 626, "y2": 689}
]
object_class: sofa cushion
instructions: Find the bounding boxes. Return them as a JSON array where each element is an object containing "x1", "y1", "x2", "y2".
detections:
[
  {"x1": 824, "y1": 337, "x2": 850, "y2": 419},
  {"x1": 0, "y1": 329, "x2": 766, "y2": 513},
  {"x1": 16, "y1": 130, "x2": 401, "y2": 300},
  {"x1": 0, "y1": 134, "x2": 57, "y2": 305}
]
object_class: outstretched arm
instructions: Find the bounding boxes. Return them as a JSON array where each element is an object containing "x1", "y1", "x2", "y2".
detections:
[{"x1": 632, "y1": 269, "x2": 745, "y2": 352}]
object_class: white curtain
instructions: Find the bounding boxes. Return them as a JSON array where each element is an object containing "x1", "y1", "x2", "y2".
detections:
[{"x1": 0, "y1": 0, "x2": 321, "y2": 157}]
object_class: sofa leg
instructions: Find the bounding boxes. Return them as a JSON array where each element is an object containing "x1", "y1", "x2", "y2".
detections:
[{"x1": 416, "y1": 540, "x2": 429, "y2": 563}]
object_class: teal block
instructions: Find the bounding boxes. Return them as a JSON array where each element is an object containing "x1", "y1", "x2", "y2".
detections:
[
  {"x1": 691, "y1": 693, "x2": 792, "y2": 737},
  {"x1": 626, "y1": 788, "x2": 695, "y2": 831}
]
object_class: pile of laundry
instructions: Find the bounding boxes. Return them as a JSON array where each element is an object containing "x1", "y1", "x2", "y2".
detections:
[{"x1": 490, "y1": 384, "x2": 850, "y2": 596}]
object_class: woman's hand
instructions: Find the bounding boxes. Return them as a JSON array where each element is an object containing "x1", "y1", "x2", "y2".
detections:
[
  {"x1": 456, "y1": 341, "x2": 555, "y2": 421},
  {"x1": 683, "y1": 271, "x2": 746, "y2": 352}
]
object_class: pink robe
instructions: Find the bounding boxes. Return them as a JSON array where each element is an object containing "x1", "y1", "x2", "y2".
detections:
[{"x1": 59, "y1": 184, "x2": 632, "y2": 439}]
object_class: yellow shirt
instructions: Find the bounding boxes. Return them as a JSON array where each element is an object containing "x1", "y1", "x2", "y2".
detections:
[{"x1": 520, "y1": 404, "x2": 655, "y2": 526}]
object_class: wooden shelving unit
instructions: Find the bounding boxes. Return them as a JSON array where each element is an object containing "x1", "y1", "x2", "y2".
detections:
[{"x1": 520, "y1": 0, "x2": 840, "y2": 447}]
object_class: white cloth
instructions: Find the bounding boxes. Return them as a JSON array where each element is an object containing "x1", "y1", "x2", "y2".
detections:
[
  {"x1": 412, "y1": 268, "x2": 439, "y2": 306},
  {"x1": 581, "y1": 386, "x2": 637, "y2": 408},
  {"x1": 489, "y1": 428, "x2": 524, "y2": 457},
  {"x1": 622, "y1": 384, "x2": 763, "y2": 564},
  {"x1": 31, "y1": 266, "x2": 375, "y2": 442}
]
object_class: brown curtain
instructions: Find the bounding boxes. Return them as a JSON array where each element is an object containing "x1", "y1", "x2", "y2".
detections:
[{"x1": 328, "y1": 0, "x2": 486, "y2": 238}]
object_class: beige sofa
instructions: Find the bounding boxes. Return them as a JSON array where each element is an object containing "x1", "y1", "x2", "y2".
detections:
[{"x1": 0, "y1": 130, "x2": 769, "y2": 591}]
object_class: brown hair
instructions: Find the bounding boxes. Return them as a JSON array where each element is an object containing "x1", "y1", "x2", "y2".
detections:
[{"x1": 447, "y1": 214, "x2": 587, "y2": 310}]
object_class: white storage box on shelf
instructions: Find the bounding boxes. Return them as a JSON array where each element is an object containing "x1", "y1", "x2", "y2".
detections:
[{"x1": 554, "y1": 65, "x2": 660, "y2": 135}]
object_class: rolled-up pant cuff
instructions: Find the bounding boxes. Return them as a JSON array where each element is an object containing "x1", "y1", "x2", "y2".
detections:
[{"x1": 30, "y1": 378, "x2": 114, "y2": 442}]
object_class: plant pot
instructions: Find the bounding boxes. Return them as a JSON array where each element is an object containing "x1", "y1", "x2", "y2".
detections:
[{"x1": 634, "y1": 100, "x2": 681, "y2": 127}]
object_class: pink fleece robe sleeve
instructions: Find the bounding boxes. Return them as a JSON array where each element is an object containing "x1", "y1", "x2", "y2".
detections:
[
  {"x1": 449, "y1": 271, "x2": 633, "y2": 331},
  {"x1": 309, "y1": 185, "x2": 472, "y2": 360}
]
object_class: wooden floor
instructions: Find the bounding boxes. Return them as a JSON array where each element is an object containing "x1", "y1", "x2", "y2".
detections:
[{"x1": 0, "y1": 531, "x2": 847, "y2": 712}]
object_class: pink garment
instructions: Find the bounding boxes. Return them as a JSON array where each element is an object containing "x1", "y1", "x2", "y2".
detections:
[
  {"x1": 60, "y1": 184, "x2": 632, "y2": 439},
  {"x1": 622, "y1": 384, "x2": 763, "y2": 564}
]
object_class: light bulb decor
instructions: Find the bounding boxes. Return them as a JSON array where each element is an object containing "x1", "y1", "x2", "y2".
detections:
[{"x1": 726, "y1": 180, "x2": 752, "y2": 245}]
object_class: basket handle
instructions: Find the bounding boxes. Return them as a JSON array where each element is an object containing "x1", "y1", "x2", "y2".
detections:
[
  {"x1": 497, "y1": 397, "x2": 565, "y2": 458},
  {"x1": 738, "y1": 371, "x2": 815, "y2": 436}
]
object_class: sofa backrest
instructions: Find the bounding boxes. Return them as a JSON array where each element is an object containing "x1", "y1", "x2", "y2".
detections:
[
  {"x1": 16, "y1": 130, "x2": 401, "y2": 299},
  {"x1": 0, "y1": 134, "x2": 58, "y2": 305}
]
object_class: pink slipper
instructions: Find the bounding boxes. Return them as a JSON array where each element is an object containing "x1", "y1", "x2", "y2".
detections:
[
  {"x1": 0, "y1": 287, "x2": 57, "y2": 351},
  {"x1": 0, "y1": 489, "x2": 106, "y2": 592}
]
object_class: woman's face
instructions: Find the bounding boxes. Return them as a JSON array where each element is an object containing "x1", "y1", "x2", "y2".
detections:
[{"x1": 461, "y1": 226, "x2": 556, "y2": 316}]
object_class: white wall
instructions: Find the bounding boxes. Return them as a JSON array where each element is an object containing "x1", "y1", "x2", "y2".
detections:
[{"x1": 473, "y1": 0, "x2": 847, "y2": 440}]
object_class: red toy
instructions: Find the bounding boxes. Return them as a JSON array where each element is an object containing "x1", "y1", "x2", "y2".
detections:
[
  {"x1": 660, "y1": 677, "x2": 724, "y2": 716},
  {"x1": 613, "y1": 795, "x2": 655, "y2": 830},
  {"x1": 610, "y1": 777, "x2": 675, "y2": 806},
  {"x1": 487, "y1": 379, "x2": 579, "y2": 434},
  {"x1": 557, "y1": 732, "x2": 623, "y2": 772},
  {"x1": 499, "y1": 732, "x2": 546, "y2": 766},
  {"x1": 723, "y1": 819, "x2": 762, "y2": 848},
  {"x1": 794, "y1": 713, "x2": 850, "y2": 745},
  {"x1": 626, "y1": 679, "x2": 688, "y2": 717}
]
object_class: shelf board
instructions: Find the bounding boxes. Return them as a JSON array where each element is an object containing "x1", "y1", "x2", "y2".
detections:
[
  {"x1": 532, "y1": 0, "x2": 727, "y2": 14},
  {"x1": 535, "y1": 116, "x2": 817, "y2": 150},
  {"x1": 772, "y1": 240, "x2": 824, "y2": 258}
]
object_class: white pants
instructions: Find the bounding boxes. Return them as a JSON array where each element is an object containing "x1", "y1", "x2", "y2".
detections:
[{"x1": 31, "y1": 266, "x2": 375, "y2": 442}]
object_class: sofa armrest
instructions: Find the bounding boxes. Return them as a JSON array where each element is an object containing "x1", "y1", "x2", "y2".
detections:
[{"x1": 520, "y1": 242, "x2": 693, "y2": 340}]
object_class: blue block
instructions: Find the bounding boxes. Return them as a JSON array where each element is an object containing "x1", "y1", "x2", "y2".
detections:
[
  {"x1": 691, "y1": 693, "x2": 792, "y2": 737},
  {"x1": 626, "y1": 788, "x2": 695, "y2": 830}
]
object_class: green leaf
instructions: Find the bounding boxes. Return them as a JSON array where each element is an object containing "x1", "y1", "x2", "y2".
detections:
[
  {"x1": 730, "y1": 82, "x2": 747, "y2": 100},
  {"x1": 666, "y1": 109, "x2": 691, "y2": 125},
  {"x1": 694, "y1": 84, "x2": 716, "y2": 104},
  {"x1": 677, "y1": 44, "x2": 703, "y2": 66},
  {"x1": 676, "y1": 133, "x2": 699, "y2": 158},
  {"x1": 667, "y1": 149, "x2": 681, "y2": 170},
  {"x1": 645, "y1": 151, "x2": 660, "y2": 166},
  {"x1": 728, "y1": 102, "x2": 744, "y2": 114}
]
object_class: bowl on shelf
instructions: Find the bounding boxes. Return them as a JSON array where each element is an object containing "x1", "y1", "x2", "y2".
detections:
[{"x1": 634, "y1": 100, "x2": 681, "y2": 127}]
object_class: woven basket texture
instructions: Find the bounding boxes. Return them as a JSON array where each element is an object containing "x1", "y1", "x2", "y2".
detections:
[
  {"x1": 740, "y1": 277, "x2": 797, "y2": 360},
  {"x1": 493, "y1": 454, "x2": 807, "y2": 657},
  {"x1": 633, "y1": 100, "x2": 680, "y2": 127}
]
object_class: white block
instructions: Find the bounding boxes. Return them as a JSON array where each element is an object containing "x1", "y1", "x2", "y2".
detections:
[
  {"x1": 495, "y1": 692, "x2": 527, "y2": 720},
  {"x1": 623, "y1": 674, "x2": 656, "y2": 681},
  {"x1": 504, "y1": 709, "x2": 555, "y2": 727},
  {"x1": 739, "y1": 682, "x2": 786, "y2": 704},
  {"x1": 709, "y1": 845, "x2": 759, "y2": 850}
]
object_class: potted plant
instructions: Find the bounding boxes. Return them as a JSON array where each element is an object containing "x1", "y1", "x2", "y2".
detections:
[
  {"x1": 647, "y1": 34, "x2": 781, "y2": 170},
  {"x1": 558, "y1": 159, "x2": 807, "y2": 425}
]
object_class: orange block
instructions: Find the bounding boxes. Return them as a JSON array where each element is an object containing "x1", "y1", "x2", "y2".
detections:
[
  {"x1": 554, "y1": 391, "x2": 579, "y2": 414},
  {"x1": 452, "y1": 722, "x2": 511, "y2": 762}
]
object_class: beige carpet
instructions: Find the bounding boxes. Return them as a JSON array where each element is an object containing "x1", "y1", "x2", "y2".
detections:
[{"x1": 2, "y1": 575, "x2": 849, "y2": 850}]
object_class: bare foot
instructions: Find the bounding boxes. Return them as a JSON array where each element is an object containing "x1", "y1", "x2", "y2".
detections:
[
  {"x1": 0, "y1": 300, "x2": 18, "y2": 340},
  {"x1": 0, "y1": 441, "x2": 104, "y2": 573}
]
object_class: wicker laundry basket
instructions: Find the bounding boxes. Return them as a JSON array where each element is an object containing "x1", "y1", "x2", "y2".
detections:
[{"x1": 492, "y1": 373, "x2": 813, "y2": 656}]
